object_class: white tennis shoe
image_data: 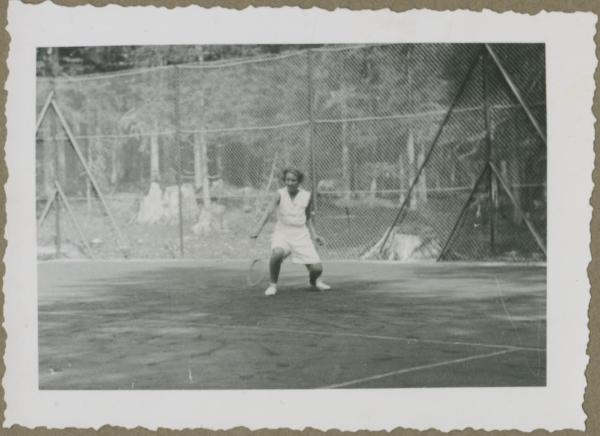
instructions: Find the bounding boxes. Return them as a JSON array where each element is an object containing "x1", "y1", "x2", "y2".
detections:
[
  {"x1": 314, "y1": 279, "x2": 331, "y2": 291},
  {"x1": 264, "y1": 285, "x2": 278, "y2": 296}
]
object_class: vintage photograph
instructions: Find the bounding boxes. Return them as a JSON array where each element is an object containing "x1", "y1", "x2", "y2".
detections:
[
  {"x1": 35, "y1": 43, "x2": 547, "y2": 390},
  {"x1": 6, "y1": 2, "x2": 595, "y2": 430}
]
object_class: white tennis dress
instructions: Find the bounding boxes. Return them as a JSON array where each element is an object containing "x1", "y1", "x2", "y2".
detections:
[{"x1": 271, "y1": 187, "x2": 321, "y2": 264}]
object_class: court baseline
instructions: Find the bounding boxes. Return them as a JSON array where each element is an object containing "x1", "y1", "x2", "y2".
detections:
[
  {"x1": 192, "y1": 322, "x2": 544, "y2": 352},
  {"x1": 319, "y1": 348, "x2": 519, "y2": 388}
]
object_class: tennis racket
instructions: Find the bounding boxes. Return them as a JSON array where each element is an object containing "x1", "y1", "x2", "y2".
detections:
[{"x1": 246, "y1": 237, "x2": 268, "y2": 287}]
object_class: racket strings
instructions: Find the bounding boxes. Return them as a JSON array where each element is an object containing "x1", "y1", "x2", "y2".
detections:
[{"x1": 247, "y1": 237, "x2": 269, "y2": 287}]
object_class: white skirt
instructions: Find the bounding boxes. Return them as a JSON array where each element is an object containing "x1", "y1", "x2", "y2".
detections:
[{"x1": 271, "y1": 223, "x2": 321, "y2": 264}]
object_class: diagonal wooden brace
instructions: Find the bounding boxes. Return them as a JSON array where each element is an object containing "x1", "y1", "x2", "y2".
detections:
[
  {"x1": 35, "y1": 91, "x2": 55, "y2": 134},
  {"x1": 55, "y1": 181, "x2": 94, "y2": 258},
  {"x1": 489, "y1": 162, "x2": 546, "y2": 256},
  {"x1": 37, "y1": 188, "x2": 58, "y2": 229},
  {"x1": 485, "y1": 44, "x2": 547, "y2": 146},
  {"x1": 50, "y1": 99, "x2": 128, "y2": 256}
]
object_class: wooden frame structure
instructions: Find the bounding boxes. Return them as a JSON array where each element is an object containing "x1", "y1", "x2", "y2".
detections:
[
  {"x1": 377, "y1": 44, "x2": 547, "y2": 260},
  {"x1": 36, "y1": 91, "x2": 128, "y2": 258}
]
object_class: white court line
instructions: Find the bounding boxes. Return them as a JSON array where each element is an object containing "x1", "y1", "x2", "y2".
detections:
[
  {"x1": 38, "y1": 258, "x2": 547, "y2": 267},
  {"x1": 319, "y1": 349, "x2": 519, "y2": 389},
  {"x1": 193, "y1": 323, "x2": 545, "y2": 353},
  {"x1": 324, "y1": 259, "x2": 547, "y2": 267}
]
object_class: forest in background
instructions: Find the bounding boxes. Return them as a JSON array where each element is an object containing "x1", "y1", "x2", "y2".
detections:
[
  {"x1": 36, "y1": 45, "x2": 318, "y2": 76},
  {"x1": 35, "y1": 44, "x2": 546, "y2": 261}
]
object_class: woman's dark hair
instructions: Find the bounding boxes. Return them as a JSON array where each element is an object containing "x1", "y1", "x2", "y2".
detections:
[{"x1": 282, "y1": 168, "x2": 304, "y2": 183}]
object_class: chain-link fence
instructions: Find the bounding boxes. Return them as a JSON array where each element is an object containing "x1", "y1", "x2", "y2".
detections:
[{"x1": 36, "y1": 44, "x2": 546, "y2": 261}]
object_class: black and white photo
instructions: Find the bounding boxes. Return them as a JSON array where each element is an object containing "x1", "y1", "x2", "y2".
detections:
[{"x1": 3, "y1": 3, "x2": 594, "y2": 431}]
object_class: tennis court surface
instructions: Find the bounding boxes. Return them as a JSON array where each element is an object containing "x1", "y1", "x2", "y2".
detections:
[{"x1": 38, "y1": 260, "x2": 545, "y2": 389}]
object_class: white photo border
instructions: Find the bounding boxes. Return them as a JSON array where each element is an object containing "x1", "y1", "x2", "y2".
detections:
[{"x1": 3, "y1": 3, "x2": 595, "y2": 431}]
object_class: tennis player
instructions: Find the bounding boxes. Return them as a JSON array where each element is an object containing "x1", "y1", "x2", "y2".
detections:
[{"x1": 250, "y1": 168, "x2": 331, "y2": 296}]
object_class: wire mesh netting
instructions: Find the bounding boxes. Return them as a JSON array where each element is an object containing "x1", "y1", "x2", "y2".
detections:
[{"x1": 36, "y1": 44, "x2": 546, "y2": 261}]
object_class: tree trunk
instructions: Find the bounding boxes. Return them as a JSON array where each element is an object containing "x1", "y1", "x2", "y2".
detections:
[
  {"x1": 369, "y1": 177, "x2": 377, "y2": 203},
  {"x1": 341, "y1": 88, "x2": 350, "y2": 197},
  {"x1": 349, "y1": 143, "x2": 356, "y2": 192},
  {"x1": 191, "y1": 131, "x2": 221, "y2": 236},
  {"x1": 341, "y1": 140, "x2": 350, "y2": 197},
  {"x1": 418, "y1": 150, "x2": 427, "y2": 204},
  {"x1": 215, "y1": 144, "x2": 223, "y2": 181},
  {"x1": 406, "y1": 46, "x2": 415, "y2": 209},
  {"x1": 137, "y1": 182, "x2": 164, "y2": 224},
  {"x1": 397, "y1": 154, "x2": 405, "y2": 204},
  {"x1": 193, "y1": 51, "x2": 206, "y2": 190},
  {"x1": 150, "y1": 121, "x2": 160, "y2": 182},
  {"x1": 407, "y1": 131, "x2": 417, "y2": 210},
  {"x1": 193, "y1": 136, "x2": 202, "y2": 189},
  {"x1": 111, "y1": 138, "x2": 118, "y2": 186},
  {"x1": 510, "y1": 139, "x2": 522, "y2": 224},
  {"x1": 87, "y1": 135, "x2": 93, "y2": 213},
  {"x1": 200, "y1": 132, "x2": 211, "y2": 207}
]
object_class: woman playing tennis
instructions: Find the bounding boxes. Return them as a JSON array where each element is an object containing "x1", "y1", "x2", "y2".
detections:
[{"x1": 250, "y1": 168, "x2": 331, "y2": 296}]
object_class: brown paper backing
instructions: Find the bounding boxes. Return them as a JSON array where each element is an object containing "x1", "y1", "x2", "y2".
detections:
[{"x1": 1, "y1": 1, "x2": 597, "y2": 435}]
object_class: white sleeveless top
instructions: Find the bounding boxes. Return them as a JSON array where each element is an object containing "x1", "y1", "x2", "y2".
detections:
[{"x1": 276, "y1": 187, "x2": 311, "y2": 227}]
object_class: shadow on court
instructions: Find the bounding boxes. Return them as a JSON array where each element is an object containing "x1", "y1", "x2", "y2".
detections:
[{"x1": 38, "y1": 260, "x2": 546, "y2": 389}]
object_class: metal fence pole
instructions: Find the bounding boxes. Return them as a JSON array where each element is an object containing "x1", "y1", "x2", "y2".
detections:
[
  {"x1": 307, "y1": 49, "x2": 317, "y2": 213},
  {"x1": 51, "y1": 81, "x2": 61, "y2": 258},
  {"x1": 174, "y1": 65, "x2": 185, "y2": 257},
  {"x1": 482, "y1": 51, "x2": 496, "y2": 255}
]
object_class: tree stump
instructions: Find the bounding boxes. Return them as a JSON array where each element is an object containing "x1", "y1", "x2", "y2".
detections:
[
  {"x1": 192, "y1": 203, "x2": 227, "y2": 236},
  {"x1": 362, "y1": 231, "x2": 440, "y2": 261},
  {"x1": 137, "y1": 182, "x2": 164, "y2": 224},
  {"x1": 162, "y1": 183, "x2": 199, "y2": 225}
]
